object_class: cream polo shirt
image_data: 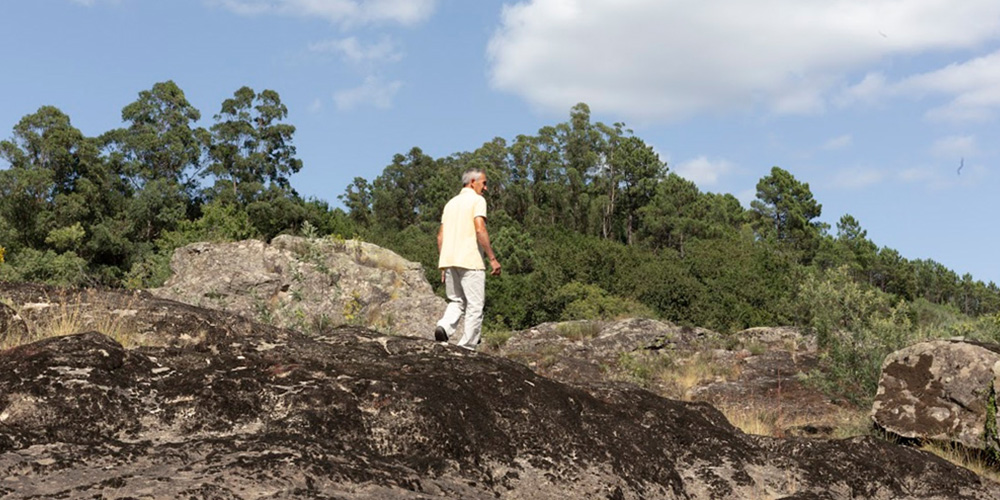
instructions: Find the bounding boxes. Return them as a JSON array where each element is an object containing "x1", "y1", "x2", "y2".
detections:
[{"x1": 438, "y1": 187, "x2": 488, "y2": 270}]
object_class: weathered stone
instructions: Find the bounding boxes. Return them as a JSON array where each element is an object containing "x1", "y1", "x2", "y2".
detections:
[
  {"x1": 0, "y1": 284, "x2": 996, "y2": 498},
  {"x1": 497, "y1": 319, "x2": 844, "y2": 435},
  {"x1": 150, "y1": 235, "x2": 449, "y2": 339},
  {"x1": 872, "y1": 339, "x2": 1000, "y2": 451},
  {"x1": 498, "y1": 318, "x2": 716, "y2": 383}
]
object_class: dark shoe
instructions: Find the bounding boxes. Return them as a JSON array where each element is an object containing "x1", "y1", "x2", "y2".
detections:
[{"x1": 434, "y1": 326, "x2": 449, "y2": 342}]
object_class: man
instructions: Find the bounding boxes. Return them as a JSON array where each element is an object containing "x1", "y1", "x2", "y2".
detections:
[{"x1": 434, "y1": 168, "x2": 502, "y2": 350}]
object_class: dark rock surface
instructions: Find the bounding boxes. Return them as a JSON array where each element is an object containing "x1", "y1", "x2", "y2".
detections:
[
  {"x1": 872, "y1": 338, "x2": 1000, "y2": 451},
  {"x1": 0, "y1": 286, "x2": 997, "y2": 499}
]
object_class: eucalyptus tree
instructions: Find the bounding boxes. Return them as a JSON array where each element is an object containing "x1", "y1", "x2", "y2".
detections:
[
  {"x1": 339, "y1": 177, "x2": 374, "y2": 227},
  {"x1": 205, "y1": 87, "x2": 302, "y2": 206},
  {"x1": 562, "y1": 103, "x2": 601, "y2": 233},
  {"x1": 104, "y1": 80, "x2": 206, "y2": 188},
  {"x1": 370, "y1": 147, "x2": 439, "y2": 230},
  {"x1": 505, "y1": 134, "x2": 538, "y2": 224},
  {"x1": 528, "y1": 125, "x2": 568, "y2": 227},
  {"x1": 201, "y1": 87, "x2": 304, "y2": 237},
  {"x1": 0, "y1": 106, "x2": 119, "y2": 252},
  {"x1": 591, "y1": 121, "x2": 626, "y2": 240}
]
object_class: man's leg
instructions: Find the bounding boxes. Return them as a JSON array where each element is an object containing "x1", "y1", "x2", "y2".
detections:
[
  {"x1": 456, "y1": 270, "x2": 486, "y2": 350},
  {"x1": 436, "y1": 268, "x2": 466, "y2": 340}
]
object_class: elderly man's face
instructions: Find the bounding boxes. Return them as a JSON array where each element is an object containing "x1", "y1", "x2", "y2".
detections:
[{"x1": 470, "y1": 173, "x2": 488, "y2": 195}]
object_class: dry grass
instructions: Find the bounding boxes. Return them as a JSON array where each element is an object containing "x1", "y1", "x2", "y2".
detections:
[
  {"x1": 1, "y1": 291, "x2": 141, "y2": 350},
  {"x1": 920, "y1": 441, "x2": 1000, "y2": 484},
  {"x1": 718, "y1": 402, "x2": 872, "y2": 439},
  {"x1": 556, "y1": 321, "x2": 602, "y2": 341},
  {"x1": 658, "y1": 351, "x2": 742, "y2": 400}
]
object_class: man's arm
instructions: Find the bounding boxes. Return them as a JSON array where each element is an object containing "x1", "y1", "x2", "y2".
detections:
[
  {"x1": 474, "y1": 216, "x2": 501, "y2": 276},
  {"x1": 437, "y1": 224, "x2": 445, "y2": 283}
]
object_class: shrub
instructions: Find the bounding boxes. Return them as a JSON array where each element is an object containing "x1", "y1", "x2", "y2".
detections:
[
  {"x1": 796, "y1": 266, "x2": 916, "y2": 406},
  {"x1": 554, "y1": 281, "x2": 654, "y2": 321},
  {"x1": 0, "y1": 248, "x2": 89, "y2": 287}
]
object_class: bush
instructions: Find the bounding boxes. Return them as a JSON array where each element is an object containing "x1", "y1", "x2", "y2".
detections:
[
  {"x1": 0, "y1": 248, "x2": 89, "y2": 286},
  {"x1": 796, "y1": 266, "x2": 916, "y2": 406},
  {"x1": 124, "y1": 201, "x2": 261, "y2": 289},
  {"x1": 554, "y1": 281, "x2": 654, "y2": 321}
]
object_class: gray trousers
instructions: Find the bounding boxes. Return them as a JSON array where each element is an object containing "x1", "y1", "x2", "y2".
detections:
[{"x1": 437, "y1": 268, "x2": 485, "y2": 350}]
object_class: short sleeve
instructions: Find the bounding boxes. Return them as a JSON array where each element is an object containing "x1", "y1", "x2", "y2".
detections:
[{"x1": 474, "y1": 196, "x2": 487, "y2": 219}]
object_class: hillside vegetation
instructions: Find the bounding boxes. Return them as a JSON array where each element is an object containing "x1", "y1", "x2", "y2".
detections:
[{"x1": 2, "y1": 81, "x2": 1000, "y2": 405}]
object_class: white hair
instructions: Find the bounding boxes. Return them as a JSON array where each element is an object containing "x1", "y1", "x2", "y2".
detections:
[{"x1": 462, "y1": 168, "x2": 484, "y2": 186}]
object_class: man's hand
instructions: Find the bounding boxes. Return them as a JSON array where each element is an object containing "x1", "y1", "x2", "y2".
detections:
[{"x1": 489, "y1": 257, "x2": 501, "y2": 276}]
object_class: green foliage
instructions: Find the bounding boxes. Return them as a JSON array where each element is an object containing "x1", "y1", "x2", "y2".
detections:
[
  {"x1": 796, "y1": 266, "x2": 916, "y2": 405},
  {"x1": 1, "y1": 83, "x2": 998, "y2": 376},
  {"x1": 104, "y1": 80, "x2": 205, "y2": 188},
  {"x1": 124, "y1": 200, "x2": 260, "y2": 289},
  {"x1": 0, "y1": 248, "x2": 88, "y2": 286},
  {"x1": 490, "y1": 222, "x2": 536, "y2": 274},
  {"x1": 205, "y1": 87, "x2": 301, "y2": 205},
  {"x1": 481, "y1": 327, "x2": 514, "y2": 351},
  {"x1": 683, "y1": 233, "x2": 796, "y2": 332},
  {"x1": 45, "y1": 222, "x2": 86, "y2": 252},
  {"x1": 554, "y1": 281, "x2": 654, "y2": 321},
  {"x1": 750, "y1": 166, "x2": 827, "y2": 263},
  {"x1": 370, "y1": 147, "x2": 445, "y2": 230}
]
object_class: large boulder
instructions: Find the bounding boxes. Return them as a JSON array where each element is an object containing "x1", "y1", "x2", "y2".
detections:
[
  {"x1": 872, "y1": 338, "x2": 1000, "y2": 451},
  {"x1": 150, "y1": 235, "x2": 447, "y2": 339},
  {"x1": 0, "y1": 284, "x2": 996, "y2": 498}
]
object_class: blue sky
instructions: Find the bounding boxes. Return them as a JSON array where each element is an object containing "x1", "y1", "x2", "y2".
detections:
[{"x1": 3, "y1": 0, "x2": 1000, "y2": 285}]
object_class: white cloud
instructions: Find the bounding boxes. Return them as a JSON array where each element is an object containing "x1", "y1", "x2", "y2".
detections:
[
  {"x1": 898, "y1": 166, "x2": 935, "y2": 184},
  {"x1": 930, "y1": 135, "x2": 976, "y2": 159},
  {"x1": 334, "y1": 76, "x2": 403, "y2": 110},
  {"x1": 823, "y1": 134, "x2": 853, "y2": 151},
  {"x1": 213, "y1": 0, "x2": 437, "y2": 26},
  {"x1": 674, "y1": 156, "x2": 734, "y2": 187},
  {"x1": 896, "y1": 51, "x2": 1000, "y2": 122},
  {"x1": 309, "y1": 36, "x2": 402, "y2": 64},
  {"x1": 896, "y1": 162, "x2": 985, "y2": 189},
  {"x1": 830, "y1": 167, "x2": 885, "y2": 189},
  {"x1": 836, "y1": 72, "x2": 888, "y2": 107},
  {"x1": 308, "y1": 98, "x2": 324, "y2": 113},
  {"x1": 488, "y1": 0, "x2": 1000, "y2": 121}
]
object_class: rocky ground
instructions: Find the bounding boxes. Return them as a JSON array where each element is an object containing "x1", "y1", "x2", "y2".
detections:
[
  {"x1": 1, "y1": 283, "x2": 999, "y2": 499},
  {"x1": 492, "y1": 319, "x2": 856, "y2": 439}
]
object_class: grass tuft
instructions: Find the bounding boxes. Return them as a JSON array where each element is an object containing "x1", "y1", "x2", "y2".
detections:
[{"x1": 1, "y1": 291, "x2": 141, "y2": 350}]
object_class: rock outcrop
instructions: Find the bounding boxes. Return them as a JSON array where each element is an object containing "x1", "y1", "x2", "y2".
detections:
[
  {"x1": 1, "y1": 284, "x2": 997, "y2": 499},
  {"x1": 872, "y1": 338, "x2": 1000, "y2": 452},
  {"x1": 496, "y1": 319, "x2": 846, "y2": 436},
  {"x1": 150, "y1": 235, "x2": 446, "y2": 338}
]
